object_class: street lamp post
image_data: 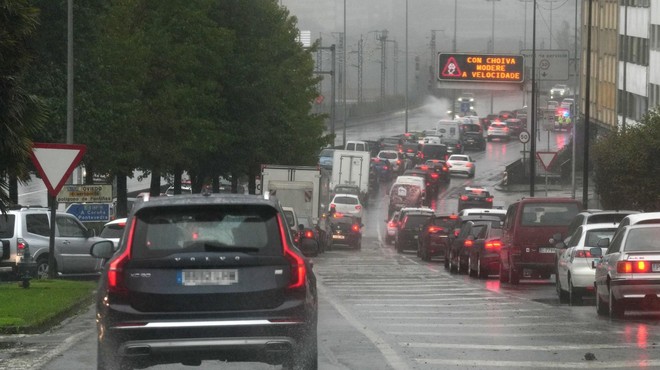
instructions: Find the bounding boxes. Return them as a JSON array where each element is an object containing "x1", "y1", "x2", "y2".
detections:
[
  {"x1": 405, "y1": 0, "x2": 408, "y2": 134},
  {"x1": 343, "y1": 0, "x2": 347, "y2": 148}
]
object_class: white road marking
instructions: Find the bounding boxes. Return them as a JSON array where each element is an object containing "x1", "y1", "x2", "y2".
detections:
[
  {"x1": 403, "y1": 342, "x2": 655, "y2": 351},
  {"x1": 388, "y1": 330, "x2": 613, "y2": 337},
  {"x1": 365, "y1": 308, "x2": 546, "y2": 314},
  {"x1": 385, "y1": 322, "x2": 596, "y2": 328},
  {"x1": 371, "y1": 315, "x2": 551, "y2": 320}
]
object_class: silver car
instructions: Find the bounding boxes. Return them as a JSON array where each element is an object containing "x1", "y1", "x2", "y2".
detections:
[
  {"x1": 594, "y1": 224, "x2": 660, "y2": 318},
  {"x1": 556, "y1": 223, "x2": 617, "y2": 305}
]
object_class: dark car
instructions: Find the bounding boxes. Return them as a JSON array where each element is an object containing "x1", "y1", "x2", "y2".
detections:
[
  {"x1": 447, "y1": 218, "x2": 502, "y2": 274},
  {"x1": 414, "y1": 164, "x2": 442, "y2": 196},
  {"x1": 370, "y1": 157, "x2": 394, "y2": 181},
  {"x1": 418, "y1": 213, "x2": 459, "y2": 262},
  {"x1": 379, "y1": 136, "x2": 403, "y2": 152},
  {"x1": 505, "y1": 118, "x2": 525, "y2": 136},
  {"x1": 443, "y1": 138, "x2": 463, "y2": 155},
  {"x1": 328, "y1": 213, "x2": 362, "y2": 250},
  {"x1": 467, "y1": 222, "x2": 504, "y2": 278},
  {"x1": 457, "y1": 186, "x2": 494, "y2": 212},
  {"x1": 462, "y1": 132, "x2": 486, "y2": 151},
  {"x1": 419, "y1": 143, "x2": 448, "y2": 162},
  {"x1": 90, "y1": 193, "x2": 318, "y2": 370},
  {"x1": 444, "y1": 215, "x2": 503, "y2": 270},
  {"x1": 480, "y1": 114, "x2": 499, "y2": 129},
  {"x1": 425, "y1": 159, "x2": 451, "y2": 185},
  {"x1": 401, "y1": 142, "x2": 422, "y2": 164},
  {"x1": 395, "y1": 211, "x2": 433, "y2": 254},
  {"x1": 498, "y1": 110, "x2": 515, "y2": 120},
  {"x1": 318, "y1": 148, "x2": 335, "y2": 170}
]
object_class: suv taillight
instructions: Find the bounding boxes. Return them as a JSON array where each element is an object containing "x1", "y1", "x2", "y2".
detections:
[
  {"x1": 485, "y1": 240, "x2": 502, "y2": 250},
  {"x1": 574, "y1": 250, "x2": 594, "y2": 258},
  {"x1": 464, "y1": 239, "x2": 474, "y2": 247},
  {"x1": 16, "y1": 238, "x2": 28, "y2": 256},
  {"x1": 351, "y1": 224, "x2": 360, "y2": 232},
  {"x1": 279, "y1": 215, "x2": 306, "y2": 289},
  {"x1": 428, "y1": 226, "x2": 444, "y2": 233},
  {"x1": 107, "y1": 219, "x2": 134, "y2": 296}
]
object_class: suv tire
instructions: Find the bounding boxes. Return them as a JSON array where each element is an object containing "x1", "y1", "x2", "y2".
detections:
[
  {"x1": 36, "y1": 257, "x2": 53, "y2": 280},
  {"x1": 509, "y1": 266, "x2": 520, "y2": 285},
  {"x1": 498, "y1": 261, "x2": 509, "y2": 283}
]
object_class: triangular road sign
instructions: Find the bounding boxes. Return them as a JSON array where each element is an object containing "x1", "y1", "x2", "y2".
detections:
[
  {"x1": 30, "y1": 143, "x2": 87, "y2": 197},
  {"x1": 536, "y1": 151, "x2": 557, "y2": 171},
  {"x1": 441, "y1": 56, "x2": 462, "y2": 77}
]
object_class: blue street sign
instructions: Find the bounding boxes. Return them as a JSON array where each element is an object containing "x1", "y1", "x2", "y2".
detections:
[{"x1": 66, "y1": 203, "x2": 110, "y2": 222}]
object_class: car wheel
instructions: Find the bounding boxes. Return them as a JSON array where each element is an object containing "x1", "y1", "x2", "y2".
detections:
[
  {"x1": 596, "y1": 283, "x2": 608, "y2": 316},
  {"x1": 421, "y1": 247, "x2": 430, "y2": 262},
  {"x1": 449, "y1": 250, "x2": 457, "y2": 273},
  {"x1": 568, "y1": 276, "x2": 581, "y2": 306},
  {"x1": 36, "y1": 257, "x2": 53, "y2": 280},
  {"x1": 556, "y1": 274, "x2": 569, "y2": 303},
  {"x1": 509, "y1": 265, "x2": 520, "y2": 285},
  {"x1": 443, "y1": 251, "x2": 450, "y2": 269},
  {"x1": 457, "y1": 253, "x2": 465, "y2": 274},
  {"x1": 356, "y1": 240, "x2": 362, "y2": 250},
  {"x1": 385, "y1": 235, "x2": 392, "y2": 244},
  {"x1": 498, "y1": 260, "x2": 509, "y2": 283},
  {"x1": 609, "y1": 286, "x2": 625, "y2": 318}
]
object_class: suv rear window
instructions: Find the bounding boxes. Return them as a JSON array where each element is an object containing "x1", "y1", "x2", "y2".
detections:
[
  {"x1": 334, "y1": 196, "x2": 358, "y2": 204},
  {"x1": 403, "y1": 214, "x2": 432, "y2": 229},
  {"x1": 521, "y1": 203, "x2": 580, "y2": 226},
  {"x1": 131, "y1": 205, "x2": 282, "y2": 259},
  {"x1": 0, "y1": 215, "x2": 16, "y2": 238}
]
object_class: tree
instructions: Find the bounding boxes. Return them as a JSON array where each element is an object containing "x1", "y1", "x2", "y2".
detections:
[
  {"x1": 592, "y1": 108, "x2": 660, "y2": 210},
  {"x1": 0, "y1": 1, "x2": 47, "y2": 213}
]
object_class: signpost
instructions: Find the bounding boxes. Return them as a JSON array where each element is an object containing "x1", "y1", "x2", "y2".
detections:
[
  {"x1": 30, "y1": 142, "x2": 87, "y2": 279},
  {"x1": 521, "y1": 49, "x2": 569, "y2": 81},
  {"x1": 437, "y1": 53, "x2": 524, "y2": 83},
  {"x1": 536, "y1": 151, "x2": 558, "y2": 196},
  {"x1": 57, "y1": 184, "x2": 112, "y2": 203},
  {"x1": 66, "y1": 203, "x2": 110, "y2": 222}
]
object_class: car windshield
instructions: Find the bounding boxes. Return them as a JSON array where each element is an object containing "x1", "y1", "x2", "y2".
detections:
[{"x1": 584, "y1": 229, "x2": 616, "y2": 247}]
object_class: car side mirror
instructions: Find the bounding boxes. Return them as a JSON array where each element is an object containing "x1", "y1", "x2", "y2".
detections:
[
  {"x1": 589, "y1": 247, "x2": 602, "y2": 258},
  {"x1": 597, "y1": 238, "x2": 609, "y2": 248},
  {"x1": 90, "y1": 240, "x2": 115, "y2": 259}
]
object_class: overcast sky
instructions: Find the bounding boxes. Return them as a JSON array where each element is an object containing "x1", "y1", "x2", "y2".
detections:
[{"x1": 281, "y1": 0, "x2": 579, "y2": 100}]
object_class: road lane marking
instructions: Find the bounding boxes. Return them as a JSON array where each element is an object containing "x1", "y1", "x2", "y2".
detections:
[
  {"x1": 371, "y1": 315, "x2": 551, "y2": 320},
  {"x1": 388, "y1": 330, "x2": 612, "y2": 337},
  {"x1": 365, "y1": 308, "x2": 547, "y2": 314},
  {"x1": 403, "y1": 342, "x2": 658, "y2": 351},
  {"x1": 385, "y1": 322, "x2": 596, "y2": 328}
]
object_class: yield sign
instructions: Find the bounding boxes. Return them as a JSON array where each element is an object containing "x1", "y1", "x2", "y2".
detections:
[
  {"x1": 536, "y1": 151, "x2": 558, "y2": 171},
  {"x1": 30, "y1": 143, "x2": 87, "y2": 197}
]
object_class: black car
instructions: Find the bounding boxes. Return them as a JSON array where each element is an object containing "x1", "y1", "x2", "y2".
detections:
[
  {"x1": 379, "y1": 136, "x2": 403, "y2": 152},
  {"x1": 418, "y1": 214, "x2": 459, "y2": 262},
  {"x1": 395, "y1": 211, "x2": 433, "y2": 253},
  {"x1": 328, "y1": 213, "x2": 362, "y2": 250},
  {"x1": 401, "y1": 142, "x2": 421, "y2": 164},
  {"x1": 443, "y1": 138, "x2": 464, "y2": 155},
  {"x1": 462, "y1": 132, "x2": 486, "y2": 151},
  {"x1": 457, "y1": 186, "x2": 494, "y2": 212},
  {"x1": 90, "y1": 193, "x2": 318, "y2": 370},
  {"x1": 425, "y1": 159, "x2": 451, "y2": 185},
  {"x1": 419, "y1": 143, "x2": 448, "y2": 162},
  {"x1": 447, "y1": 218, "x2": 502, "y2": 274},
  {"x1": 467, "y1": 222, "x2": 504, "y2": 278}
]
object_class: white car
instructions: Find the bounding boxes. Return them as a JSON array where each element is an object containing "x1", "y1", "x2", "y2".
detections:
[
  {"x1": 377, "y1": 150, "x2": 403, "y2": 173},
  {"x1": 99, "y1": 218, "x2": 127, "y2": 250},
  {"x1": 550, "y1": 84, "x2": 571, "y2": 99},
  {"x1": 486, "y1": 122, "x2": 510, "y2": 142},
  {"x1": 556, "y1": 223, "x2": 618, "y2": 305},
  {"x1": 446, "y1": 154, "x2": 475, "y2": 178},
  {"x1": 329, "y1": 193, "x2": 363, "y2": 221}
]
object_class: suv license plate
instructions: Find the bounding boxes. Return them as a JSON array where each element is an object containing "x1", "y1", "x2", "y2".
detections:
[
  {"x1": 333, "y1": 235, "x2": 345, "y2": 240},
  {"x1": 653, "y1": 263, "x2": 660, "y2": 272},
  {"x1": 178, "y1": 269, "x2": 238, "y2": 286},
  {"x1": 539, "y1": 248, "x2": 554, "y2": 253}
]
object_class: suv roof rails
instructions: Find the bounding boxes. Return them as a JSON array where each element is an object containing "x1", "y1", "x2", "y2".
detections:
[{"x1": 7, "y1": 204, "x2": 49, "y2": 210}]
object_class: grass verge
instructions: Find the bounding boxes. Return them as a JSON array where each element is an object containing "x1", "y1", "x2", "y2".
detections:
[{"x1": 0, "y1": 279, "x2": 97, "y2": 334}]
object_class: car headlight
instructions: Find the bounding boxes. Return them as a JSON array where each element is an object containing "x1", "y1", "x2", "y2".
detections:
[{"x1": 470, "y1": 98, "x2": 474, "y2": 102}]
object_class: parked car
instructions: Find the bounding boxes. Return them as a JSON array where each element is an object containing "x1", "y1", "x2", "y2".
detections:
[
  {"x1": 0, "y1": 206, "x2": 106, "y2": 280},
  {"x1": 594, "y1": 224, "x2": 660, "y2": 318},
  {"x1": 329, "y1": 193, "x2": 363, "y2": 222},
  {"x1": 499, "y1": 197, "x2": 582, "y2": 284},
  {"x1": 395, "y1": 210, "x2": 434, "y2": 254},
  {"x1": 487, "y1": 122, "x2": 510, "y2": 142},
  {"x1": 418, "y1": 213, "x2": 459, "y2": 262},
  {"x1": 89, "y1": 193, "x2": 318, "y2": 369},
  {"x1": 462, "y1": 132, "x2": 486, "y2": 151},
  {"x1": 328, "y1": 213, "x2": 363, "y2": 250},
  {"x1": 447, "y1": 154, "x2": 476, "y2": 178},
  {"x1": 555, "y1": 223, "x2": 618, "y2": 305},
  {"x1": 466, "y1": 221, "x2": 504, "y2": 278},
  {"x1": 457, "y1": 186, "x2": 493, "y2": 212}
]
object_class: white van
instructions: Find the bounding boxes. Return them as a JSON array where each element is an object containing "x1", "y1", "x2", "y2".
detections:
[
  {"x1": 345, "y1": 140, "x2": 370, "y2": 152},
  {"x1": 435, "y1": 120, "x2": 462, "y2": 141}
]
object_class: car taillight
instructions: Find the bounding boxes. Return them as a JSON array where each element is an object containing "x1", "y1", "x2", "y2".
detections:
[
  {"x1": 108, "y1": 219, "x2": 135, "y2": 296},
  {"x1": 388, "y1": 221, "x2": 397, "y2": 228},
  {"x1": 454, "y1": 230, "x2": 460, "y2": 237},
  {"x1": 431, "y1": 173, "x2": 439, "y2": 179},
  {"x1": 330, "y1": 203, "x2": 336, "y2": 209},
  {"x1": 418, "y1": 153, "x2": 424, "y2": 159},
  {"x1": 466, "y1": 162, "x2": 473, "y2": 168},
  {"x1": 428, "y1": 226, "x2": 444, "y2": 233},
  {"x1": 464, "y1": 239, "x2": 474, "y2": 247},
  {"x1": 617, "y1": 260, "x2": 651, "y2": 273},
  {"x1": 304, "y1": 230, "x2": 314, "y2": 239},
  {"x1": 572, "y1": 248, "x2": 596, "y2": 258},
  {"x1": 383, "y1": 165, "x2": 389, "y2": 170},
  {"x1": 397, "y1": 159, "x2": 401, "y2": 165},
  {"x1": 460, "y1": 195, "x2": 468, "y2": 201},
  {"x1": 355, "y1": 205, "x2": 362, "y2": 211},
  {"x1": 486, "y1": 197, "x2": 493, "y2": 203},
  {"x1": 351, "y1": 224, "x2": 360, "y2": 232},
  {"x1": 16, "y1": 238, "x2": 28, "y2": 256},
  {"x1": 279, "y1": 215, "x2": 306, "y2": 289},
  {"x1": 420, "y1": 165, "x2": 428, "y2": 170},
  {"x1": 485, "y1": 240, "x2": 502, "y2": 250}
]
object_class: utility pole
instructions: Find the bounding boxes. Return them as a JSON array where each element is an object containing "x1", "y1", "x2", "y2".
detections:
[
  {"x1": 313, "y1": 45, "x2": 336, "y2": 140},
  {"x1": 530, "y1": 0, "x2": 537, "y2": 197},
  {"x1": 583, "y1": 0, "x2": 593, "y2": 208},
  {"x1": 377, "y1": 30, "x2": 388, "y2": 102},
  {"x1": 392, "y1": 40, "x2": 399, "y2": 95},
  {"x1": 357, "y1": 36, "x2": 364, "y2": 103}
]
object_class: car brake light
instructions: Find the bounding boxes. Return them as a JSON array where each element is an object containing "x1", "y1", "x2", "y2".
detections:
[
  {"x1": 107, "y1": 219, "x2": 135, "y2": 296},
  {"x1": 388, "y1": 221, "x2": 397, "y2": 228},
  {"x1": 454, "y1": 230, "x2": 460, "y2": 237},
  {"x1": 617, "y1": 260, "x2": 651, "y2": 273},
  {"x1": 485, "y1": 240, "x2": 502, "y2": 250},
  {"x1": 466, "y1": 162, "x2": 473, "y2": 168},
  {"x1": 449, "y1": 214, "x2": 458, "y2": 219},
  {"x1": 304, "y1": 230, "x2": 314, "y2": 239},
  {"x1": 464, "y1": 239, "x2": 474, "y2": 247},
  {"x1": 428, "y1": 226, "x2": 444, "y2": 233},
  {"x1": 486, "y1": 197, "x2": 493, "y2": 203},
  {"x1": 355, "y1": 205, "x2": 362, "y2": 211},
  {"x1": 351, "y1": 224, "x2": 360, "y2": 232},
  {"x1": 16, "y1": 238, "x2": 28, "y2": 256},
  {"x1": 279, "y1": 215, "x2": 306, "y2": 289},
  {"x1": 330, "y1": 203, "x2": 336, "y2": 209},
  {"x1": 460, "y1": 195, "x2": 468, "y2": 201},
  {"x1": 431, "y1": 173, "x2": 439, "y2": 179},
  {"x1": 383, "y1": 166, "x2": 389, "y2": 170},
  {"x1": 574, "y1": 250, "x2": 593, "y2": 258},
  {"x1": 418, "y1": 153, "x2": 424, "y2": 159},
  {"x1": 397, "y1": 159, "x2": 401, "y2": 165},
  {"x1": 420, "y1": 165, "x2": 428, "y2": 170}
]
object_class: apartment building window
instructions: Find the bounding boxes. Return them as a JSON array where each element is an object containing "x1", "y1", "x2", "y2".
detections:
[
  {"x1": 620, "y1": 0, "x2": 650, "y2": 7},
  {"x1": 652, "y1": 25, "x2": 660, "y2": 51},
  {"x1": 650, "y1": 84, "x2": 660, "y2": 110},
  {"x1": 619, "y1": 35, "x2": 649, "y2": 66}
]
